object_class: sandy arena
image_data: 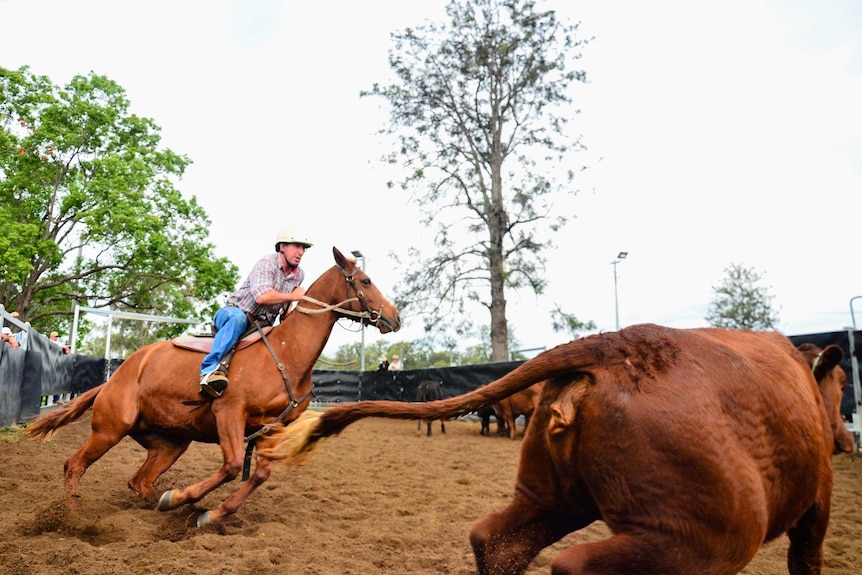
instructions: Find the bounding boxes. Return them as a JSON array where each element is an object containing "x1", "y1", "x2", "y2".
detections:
[{"x1": 1, "y1": 416, "x2": 860, "y2": 574}]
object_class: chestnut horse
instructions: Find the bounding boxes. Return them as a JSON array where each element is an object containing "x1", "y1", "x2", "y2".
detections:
[{"x1": 24, "y1": 247, "x2": 400, "y2": 526}]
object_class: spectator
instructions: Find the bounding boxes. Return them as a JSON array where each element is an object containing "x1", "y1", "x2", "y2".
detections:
[
  {"x1": 2, "y1": 326, "x2": 19, "y2": 349},
  {"x1": 388, "y1": 354, "x2": 403, "y2": 371},
  {"x1": 50, "y1": 331, "x2": 71, "y2": 354},
  {"x1": 10, "y1": 311, "x2": 26, "y2": 347},
  {"x1": 377, "y1": 356, "x2": 389, "y2": 371}
]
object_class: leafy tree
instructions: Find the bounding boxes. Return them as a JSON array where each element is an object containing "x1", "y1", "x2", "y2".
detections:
[
  {"x1": 0, "y1": 66, "x2": 238, "y2": 340},
  {"x1": 705, "y1": 263, "x2": 780, "y2": 330},
  {"x1": 323, "y1": 340, "x2": 364, "y2": 371},
  {"x1": 550, "y1": 303, "x2": 595, "y2": 340},
  {"x1": 366, "y1": 0, "x2": 592, "y2": 361},
  {"x1": 325, "y1": 322, "x2": 531, "y2": 370}
]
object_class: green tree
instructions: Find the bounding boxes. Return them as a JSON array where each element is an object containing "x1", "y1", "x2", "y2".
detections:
[
  {"x1": 550, "y1": 303, "x2": 595, "y2": 340},
  {"x1": 0, "y1": 66, "x2": 238, "y2": 339},
  {"x1": 366, "y1": 0, "x2": 592, "y2": 361},
  {"x1": 705, "y1": 263, "x2": 780, "y2": 330}
]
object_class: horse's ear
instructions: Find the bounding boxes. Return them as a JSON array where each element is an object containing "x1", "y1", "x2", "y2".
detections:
[{"x1": 333, "y1": 247, "x2": 347, "y2": 266}]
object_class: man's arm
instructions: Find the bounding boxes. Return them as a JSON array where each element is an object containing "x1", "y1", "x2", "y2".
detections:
[{"x1": 255, "y1": 286, "x2": 306, "y2": 306}]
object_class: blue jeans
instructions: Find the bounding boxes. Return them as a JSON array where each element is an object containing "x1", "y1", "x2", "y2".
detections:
[{"x1": 200, "y1": 306, "x2": 249, "y2": 376}]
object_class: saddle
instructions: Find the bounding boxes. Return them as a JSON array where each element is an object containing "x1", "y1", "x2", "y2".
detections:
[{"x1": 171, "y1": 325, "x2": 275, "y2": 354}]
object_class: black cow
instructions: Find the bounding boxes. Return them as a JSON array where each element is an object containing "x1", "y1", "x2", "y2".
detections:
[
  {"x1": 416, "y1": 380, "x2": 446, "y2": 436},
  {"x1": 478, "y1": 405, "x2": 508, "y2": 437}
]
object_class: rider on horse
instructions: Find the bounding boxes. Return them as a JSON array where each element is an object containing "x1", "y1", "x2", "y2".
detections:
[{"x1": 199, "y1": 228, "x2": 312, "y2": 399}]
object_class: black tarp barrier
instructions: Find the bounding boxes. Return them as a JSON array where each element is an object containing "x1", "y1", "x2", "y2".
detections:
[
  {"x1": 70, "y1": 355, "x2": 120, "y2": 395},
  {"x1": 18, "y1": 349, "x2": 43, "y2": 423},
  {"x1": 0, "y1": 345, "x2": 26, "y2": 427},
  {"x1": 311, "y1": 360, "x2": 525, "y2": 403},
  {"x1": 26, "y1": 331, "x2": 74, "y2": 397},
  {"x1": 3, "y1": 330, "x2": 858, "y2": 425}
]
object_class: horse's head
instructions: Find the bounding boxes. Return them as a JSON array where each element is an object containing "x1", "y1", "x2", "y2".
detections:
[{"x1": 299, "y1": 247, "x2": 401, "y2": 334}]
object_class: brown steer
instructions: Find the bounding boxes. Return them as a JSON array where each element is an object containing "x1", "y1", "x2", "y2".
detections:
[
  {"x1": 275, "y1": 324, "x2": 854, "y2": 574},
  {"x1": 493, "y1": 380, "x2": 545, "y2": 439}
]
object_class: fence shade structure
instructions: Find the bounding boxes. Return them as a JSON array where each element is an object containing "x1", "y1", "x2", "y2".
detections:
[{"x1": 2, "y1": 324, "x2": 859, "y2": 444}]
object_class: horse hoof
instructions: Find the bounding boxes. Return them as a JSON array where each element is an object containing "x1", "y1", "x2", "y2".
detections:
[
  {"x1": 157, "y1": 489, "x2": 178, "y2": 511},
  {"x1": 196, "y1": 511, "x2": 212, "y2": 527}
]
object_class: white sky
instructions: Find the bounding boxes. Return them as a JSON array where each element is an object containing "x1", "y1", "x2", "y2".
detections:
[{"x1": 2, "y1": 0, "x2": 861, "y2": 359}]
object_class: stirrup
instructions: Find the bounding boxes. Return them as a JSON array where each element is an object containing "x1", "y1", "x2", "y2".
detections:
[{"x1": 199, "y1": 372, "x2": 229, "y2": 399}]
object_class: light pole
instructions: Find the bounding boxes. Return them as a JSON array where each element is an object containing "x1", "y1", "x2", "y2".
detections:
[
  {"x1": 612, "y1": 251, "x2": 628, "y2": 331},
  {"x1": 351, "y1": 250, "x2": 366, "y2": 371}
]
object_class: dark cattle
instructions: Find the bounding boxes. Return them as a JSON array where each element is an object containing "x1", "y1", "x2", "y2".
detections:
[
  {"x1": 416, "y1": 380, "x2": 446, "y2": 436},
  {"x1": 275, "y1": 324, "x2": 855, "y2": 574},
  {"x1": 494, "y1": 380, "x2": 545, "y2": 439},
  {"x1": 477, "y1": 405, "x2": 507, "y2": 437}
]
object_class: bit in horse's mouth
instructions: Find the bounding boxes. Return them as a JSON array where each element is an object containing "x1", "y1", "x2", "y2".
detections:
[{"x1": 378, "y1": 318, "x2": 400, "y2": 333}]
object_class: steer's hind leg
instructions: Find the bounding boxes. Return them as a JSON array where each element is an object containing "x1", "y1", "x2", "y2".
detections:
[
  {"x1": 550, "y1": 526, "x2": 756, "y2": 575},
  {"x1": 786, "y1": 497, "x2": 831, "y2": 575},
  {"x1": 470, "y1": 491, "x2": 582, "y2": 575}
]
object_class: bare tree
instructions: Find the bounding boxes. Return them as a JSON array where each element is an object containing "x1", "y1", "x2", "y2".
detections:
[{"x1": 366, "y1": 0, "x2": 591, "y2": 360}]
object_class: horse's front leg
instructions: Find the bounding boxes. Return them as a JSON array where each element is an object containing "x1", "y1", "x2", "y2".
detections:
[
  {"x1": 156, "y1": 407, "x2": 246, "y2": 513},
  {"x1": 195, "y1": 446, "x2": 275, "y2": 527}
]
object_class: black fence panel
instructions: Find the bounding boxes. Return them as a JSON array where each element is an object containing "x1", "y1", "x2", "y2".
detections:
[
  {"x1": 312, "y1": 361, "x2": 526, "y2": 404},
  {"x1": 71, "y1": 356, "x2": 112, "y2": 394},
  {"x1": 18, "y1": 350, "x2": 43, "y2": 424},
  {"x1": 311, "y1": 371, "x2": 360, "y2": 403},
  {"x1": 4, "y1": 331, "x2": 858, "y2": 425},
  {"x1": 23, "y1": 333, "x2": 74, "y2": 397},
  {"x1": 0, "y1": 345, "x2": 26, "y2": 427}
]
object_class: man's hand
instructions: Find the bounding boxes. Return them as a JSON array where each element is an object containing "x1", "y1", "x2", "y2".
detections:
[{"x1": 289, "y1": 287, "x2": 306, "y2": 302}]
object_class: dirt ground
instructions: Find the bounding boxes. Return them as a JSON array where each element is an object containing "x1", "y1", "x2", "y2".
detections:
[{"x1": 1, "y1": 415, "x2": 860, "y2": 575}]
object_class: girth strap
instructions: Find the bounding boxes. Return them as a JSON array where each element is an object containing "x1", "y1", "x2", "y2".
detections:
[{"x1": 241, "y1": 318, "x2": 313, "y2": 480}]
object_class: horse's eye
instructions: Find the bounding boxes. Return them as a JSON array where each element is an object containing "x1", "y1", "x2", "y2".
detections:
[{"x1": 361, "y1": 279, "x2": 371, "y2": 287}]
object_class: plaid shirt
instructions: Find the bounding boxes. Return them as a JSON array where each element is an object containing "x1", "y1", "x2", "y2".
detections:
[{"x1": 227, "y1": 252, "x2": 305, "y2": 320}]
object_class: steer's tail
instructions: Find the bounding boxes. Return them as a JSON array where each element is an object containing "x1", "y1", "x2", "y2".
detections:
[
  {"x1": 261, "y1": 337, "x2": 602, "y2": 467},
  {"x1": 23, "y1": 384, "x2": 105, "y2": 441}
]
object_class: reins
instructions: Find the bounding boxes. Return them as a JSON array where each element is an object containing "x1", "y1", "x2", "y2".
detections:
[{"x1": 294, "y1": 264, "x2": 384, "y2": 325}]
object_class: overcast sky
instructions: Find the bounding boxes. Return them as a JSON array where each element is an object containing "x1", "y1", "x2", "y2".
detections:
[{"x1": 2, "y1": 0, "x2": 861, "y2": 359}]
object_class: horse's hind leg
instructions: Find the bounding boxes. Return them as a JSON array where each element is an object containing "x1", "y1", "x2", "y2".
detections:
[
  {"x1": 128, "y1": 434, "x2": 191, "y2": 499},
  {"x1": 64, "y1": 428, "x2": 127, "y2": 510}
]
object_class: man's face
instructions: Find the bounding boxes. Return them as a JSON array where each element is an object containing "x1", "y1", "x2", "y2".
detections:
[{"x1": 280, "y1": 243, "x2": 308, "y2": 267}]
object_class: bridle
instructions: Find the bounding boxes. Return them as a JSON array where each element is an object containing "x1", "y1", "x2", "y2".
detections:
[{"x1": 294, "y1": 264, "x2": 383, "y2": 326}]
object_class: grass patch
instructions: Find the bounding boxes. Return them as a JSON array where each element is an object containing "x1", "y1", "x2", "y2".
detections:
[{"x1": 0, "y1": 425, "x2": 26, "y2": 442}]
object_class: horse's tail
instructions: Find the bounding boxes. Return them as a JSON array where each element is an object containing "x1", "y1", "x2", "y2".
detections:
[
  {"x1": 24, "y1": 383, "x2": 105, "y2": 441},
  {"x1": 263, "y1": 336, "x2": 605, "y2": 468}
]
